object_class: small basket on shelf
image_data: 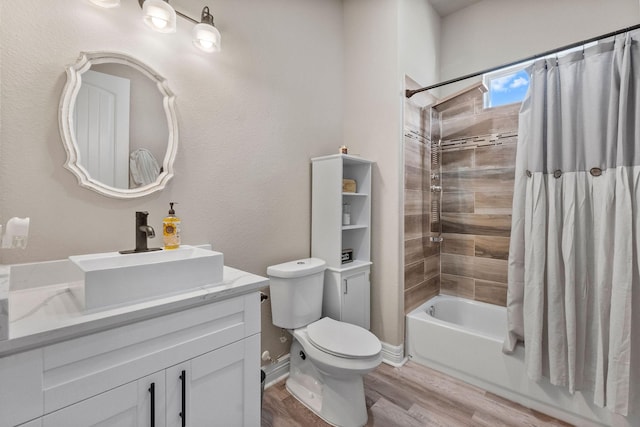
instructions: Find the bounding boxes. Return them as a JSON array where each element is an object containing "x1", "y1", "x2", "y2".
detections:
[{"x1": 342, "y1": 179, "x2": 357, "y2": 193}]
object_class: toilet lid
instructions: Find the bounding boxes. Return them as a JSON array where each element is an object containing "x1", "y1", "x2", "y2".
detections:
[{"x1": 307, "y1": 317, "x2": 381, "y2": 358}]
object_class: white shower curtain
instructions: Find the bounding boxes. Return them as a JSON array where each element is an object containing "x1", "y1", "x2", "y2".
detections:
[{"x1": 505, "y1": 33, "x2": 640, "y2": 416}]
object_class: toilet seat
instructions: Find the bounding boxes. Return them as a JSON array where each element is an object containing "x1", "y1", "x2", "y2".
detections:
[{"x1": 306, "y1": 317, "x2": 381, "y2": 359}]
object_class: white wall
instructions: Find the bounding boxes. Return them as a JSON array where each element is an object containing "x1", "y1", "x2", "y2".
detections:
[
  {"x1": 400, "y1": 0, "x2": 441, "y2": 89},
  {"x1": 440, "y1": 0, "x2": 640, "y2": 81},
  {"x1": 343, "y1": 0, "x2": 402, "y2": 345},
  {"x1": 0, "y1": 0, "x2": 344, "y2": 362},
  {"x1": 343, "y1": 0, "x2": 439, "y2": 346}
]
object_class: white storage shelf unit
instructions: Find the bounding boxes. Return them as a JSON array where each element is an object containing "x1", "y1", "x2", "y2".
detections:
[{"x1": 311, "y1": 154, "x2": 372, "y2": 269}]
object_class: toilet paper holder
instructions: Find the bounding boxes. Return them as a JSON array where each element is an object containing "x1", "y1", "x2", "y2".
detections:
[{"x1": 1, "y1": 217, "x2": 30, "y2": 249}]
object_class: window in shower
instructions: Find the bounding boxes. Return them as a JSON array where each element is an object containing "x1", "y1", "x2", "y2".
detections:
[
  {"x1": 483, "y1": 64, "x2": 530, "y2": 108},
  {"x1": 483, "y1": 42, "x2": 598, "y2": 108}
]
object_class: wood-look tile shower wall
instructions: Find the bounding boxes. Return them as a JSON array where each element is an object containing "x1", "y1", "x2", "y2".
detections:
[
  {"x1": 404, "y1": 99, "x2": 440, "y2": 314},
  {"x1": 438, "y1": 96, "x2": 520, "y2": 306}
]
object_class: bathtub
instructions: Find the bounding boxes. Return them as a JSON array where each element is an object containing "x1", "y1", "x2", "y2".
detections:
[{"x1": 406, "y1": 295, "x2": 631, "y2": 427}]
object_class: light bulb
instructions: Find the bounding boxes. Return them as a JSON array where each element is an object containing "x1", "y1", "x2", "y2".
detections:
[
  {"x1": 142, "y1": 0, "x2": 176, "y2": 34},
  {"x1": 151, "y1": 16, "x2": 168, "y2": 29},
  {"x1": 192, "y1": 22, "x2": 221, "y2": 53},
  {"x1": 197, "y1": 39, "x2": 214, "y2": 50}
]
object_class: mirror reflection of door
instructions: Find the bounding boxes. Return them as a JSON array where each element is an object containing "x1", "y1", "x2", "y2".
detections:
[{"x1": 74, "y1": 70, "x2": 130, "y2": 189}]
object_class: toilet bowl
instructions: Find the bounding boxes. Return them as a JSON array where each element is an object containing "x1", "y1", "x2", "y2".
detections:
[
  {"x1": 267, "y1": 258, "x2": 382, "y2": 427},
  {"x1": 287, "y1": 318, "x2": 382, "y2": 427},
  {"x1": 296, "y1": 317, "x2": 382, "y2": 376}
]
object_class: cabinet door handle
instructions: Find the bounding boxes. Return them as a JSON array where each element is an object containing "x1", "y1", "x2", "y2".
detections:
[
  {"x1": 344, "y1": 279, "x2": 348, "y2": 294},
  {"x1": 148, "y1": 382, "x2": 155, "y2": 427},
  {"x1": 179, "y1": 370, "x2": 186, "y2": 427}
]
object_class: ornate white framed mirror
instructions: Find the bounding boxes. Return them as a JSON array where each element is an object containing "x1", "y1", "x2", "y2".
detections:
[{"x1": 59, "y1": 51, "x2": 178, "y2": 199}]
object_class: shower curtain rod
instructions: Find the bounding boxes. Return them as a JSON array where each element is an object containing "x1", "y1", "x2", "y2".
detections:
[{"x1": 405, "y1": 22, "x2": 640, "y2": 99}]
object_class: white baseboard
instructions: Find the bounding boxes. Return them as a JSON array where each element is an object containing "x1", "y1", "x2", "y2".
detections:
[
  {"x1": 261, "y1": 342, "x2": 406, "y2": 389},
  {"x1": 262, "y1": 354, "x2": 290, "y2": 389},
  {"x1": 380, "y1": 341, "x2": 408, "y2": 367}
]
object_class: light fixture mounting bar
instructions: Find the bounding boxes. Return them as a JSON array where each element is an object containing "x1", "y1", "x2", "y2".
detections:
[
  {"x1": 175, "y1": 10, "x2": 198, "y2": 24},
  {"x1": 138, "y1": 0, "x2": 198, "y2": 24}
]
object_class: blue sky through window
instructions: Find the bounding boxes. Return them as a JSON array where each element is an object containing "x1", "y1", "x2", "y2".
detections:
[
  {"x1": 483, "y1": 42, "x2": 597, "y2": 108},
  {"x1": 487, "y1": 69, "x2": 530, "y2": 107}
]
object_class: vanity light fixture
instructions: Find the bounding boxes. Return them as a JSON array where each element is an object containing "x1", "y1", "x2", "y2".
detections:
[
  {"x1": 91, "y1": 0, "x2": 222, "y2": 53},
  {"x1": 192, "y1": 7, "x2": 221, "y2": 52},
  {"x1": 138, "y1": 0, "x2": 221, "y2": 52}
]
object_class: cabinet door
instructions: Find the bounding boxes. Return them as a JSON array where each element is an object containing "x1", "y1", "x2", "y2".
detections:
[
  {"x1": 42, "y1": 371, "x2": 165, "y2": 427},
  {"x1": 341, "y1": 270, "x2": 370, "y2": 330},
  {"x1": 0, "y1": 349, "x2": 43, "y2": 427},
  {"x1": 166, "y1": 361, "x2": 190, "y2": 427},
  {"x1": 137, "y1": 371, "x2": 167, "y2": 427},
  {"x1": 166, "y1": 335, "x2": 260, "y2": 427}
]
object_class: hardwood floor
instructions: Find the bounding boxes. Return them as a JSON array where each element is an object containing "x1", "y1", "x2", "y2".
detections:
[{"x1": 261, "y1": 361, "x2": 573, "y2": 427}]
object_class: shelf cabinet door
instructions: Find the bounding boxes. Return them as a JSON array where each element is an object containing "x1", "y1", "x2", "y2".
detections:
[
  {"x1": 341, "y1": 269, "x2": 370, "y2": 330},
  {"x1": 42, "y1": 371, "x2": 165, "y2": 427},
  {"x1": 166, "y1": 334, "x2": 261, "y2": 427}
]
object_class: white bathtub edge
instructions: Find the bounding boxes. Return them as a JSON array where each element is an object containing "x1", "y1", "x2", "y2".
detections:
[{"x1": 404, "y1": 296, "x2": 637, "y2": 427}]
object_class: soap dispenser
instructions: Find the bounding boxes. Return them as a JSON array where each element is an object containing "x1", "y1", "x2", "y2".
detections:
[{"x1": 163, "y1": 202, "x2": 181, "y2": 249}]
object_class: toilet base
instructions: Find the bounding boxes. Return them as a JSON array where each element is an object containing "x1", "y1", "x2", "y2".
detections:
[{"x1": 286, "y1": 340, "x2": 368, "y2": 427}]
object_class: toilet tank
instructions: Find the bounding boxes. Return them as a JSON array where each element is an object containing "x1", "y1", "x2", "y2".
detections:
[{"x1": 267, "y1": 258, "x2": 326, "y2": 329}]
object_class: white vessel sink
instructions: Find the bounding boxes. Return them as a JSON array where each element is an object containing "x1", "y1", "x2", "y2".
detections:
[{"x1": 69, "y1": 245, "x2": 224, "y2": 309}]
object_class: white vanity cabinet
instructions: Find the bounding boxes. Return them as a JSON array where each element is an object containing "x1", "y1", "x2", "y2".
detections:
[
  {"x1": 2, "y1": 292, "x2": 261, "y2": 427},
  {"x1": 166, "y1": 336, "x2": 259, "y2": 426},
  {"x1": 41, "y1": 337, "x2": 259, "y2": 427},
  {"x1": 42, "y1": 371, "x2": 165, "y2": 427}
]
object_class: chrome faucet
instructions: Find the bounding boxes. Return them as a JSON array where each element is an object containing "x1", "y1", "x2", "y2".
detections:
[{"x1": 119, "y1": 211, "x2": 162, "y2": 254}]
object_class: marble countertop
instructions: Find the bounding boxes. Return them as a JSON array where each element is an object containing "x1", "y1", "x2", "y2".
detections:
[{"x1": 0, "y1": 264, "x2": 268, "y2": 357}]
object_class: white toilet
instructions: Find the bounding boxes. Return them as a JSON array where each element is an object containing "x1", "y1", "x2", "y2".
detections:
[{"x1": 267, "y1": 258, "x2": 382, "y2": 427}]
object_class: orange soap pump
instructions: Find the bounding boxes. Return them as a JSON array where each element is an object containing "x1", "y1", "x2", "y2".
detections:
[{"x1": 163, "y1": 202, "x2": 181, "y2": 249}]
